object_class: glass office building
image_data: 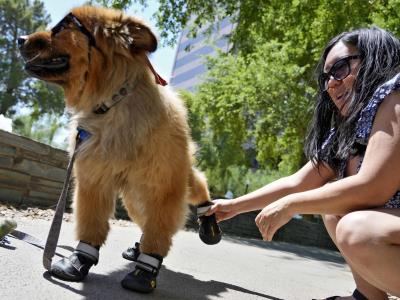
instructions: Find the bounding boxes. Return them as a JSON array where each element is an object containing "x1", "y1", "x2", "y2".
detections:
[{"x1": 170, "y1": 17, "x2": 235, "y2": 92}]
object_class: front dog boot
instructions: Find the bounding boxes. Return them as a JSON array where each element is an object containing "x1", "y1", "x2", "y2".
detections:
[
  {"x1": 121, "y1": 253, "x2": 163, "y2": 293},
  {"x1": 51, "y1": 241, "x2": 99, "y2": 282},
  {"x1": 197, "y1": 201, "x2": 222, "y2": 245},
  {"x1": 122, "y1": 241, "x2": 141, "y2": 261}
]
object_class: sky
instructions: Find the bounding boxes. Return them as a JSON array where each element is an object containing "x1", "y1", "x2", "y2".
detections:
[{"x1": 41, "y1": 0, "x2": 177, "y2": 81}]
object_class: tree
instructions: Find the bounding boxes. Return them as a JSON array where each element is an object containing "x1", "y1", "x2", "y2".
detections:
[
  {"x1": 12, "y1": 112, "x2": 67, "y2": 148},
  {"x1": 89, "y1": 0, "x2": 400, "y2": 195},
  {"x1": 0, "y1": 0, "x2": 64, "y2": 118},
  {"x1": 176, "y1": 0, "x2": 400, "y2": 193},
  {"x1": 182, "y1": 43, "x2": 310, "y2": 174}
]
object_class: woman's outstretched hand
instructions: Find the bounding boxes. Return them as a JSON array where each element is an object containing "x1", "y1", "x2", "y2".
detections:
[
  {"x1": 205, "y1": 199, "x2": 238, "y2": 222},
  {"x1": 255, "y1": 198, "x2": 294, "y2": 241}
]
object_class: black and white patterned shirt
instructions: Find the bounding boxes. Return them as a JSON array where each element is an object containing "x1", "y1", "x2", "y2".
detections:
[{"x1": 322, "y1": 73, "x2": 400, "y2": 208}]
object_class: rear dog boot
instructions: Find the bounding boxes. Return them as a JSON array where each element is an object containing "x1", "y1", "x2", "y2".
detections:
[
  {"x1": 121, "y1": 253, "x2": 163, "y2": 293},
  {"x1": 197, "y1": 201, "x2": 222, "y2": 245},
  {"x1": 51, "y1": 241, "x2": 99, "y2": 282},
  {"x1": 122, "y1": 242, "x2": 141, "y2": 261}
]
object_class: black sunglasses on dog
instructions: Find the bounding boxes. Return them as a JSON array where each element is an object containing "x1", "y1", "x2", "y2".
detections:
[
  {"x1": 51, "y1": 13, "x2": 96, "y2": 47},
  {"x1": 318, "y1": 55, "x2": 360, "y2": 91}
]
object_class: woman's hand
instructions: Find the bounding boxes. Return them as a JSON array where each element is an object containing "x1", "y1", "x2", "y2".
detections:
[
  {"x1": 255, "y1": 197, "x2": 294, "y2": 241},
  {"x1": 205, "y1": 199, "x2": 238, "y2": 222}
]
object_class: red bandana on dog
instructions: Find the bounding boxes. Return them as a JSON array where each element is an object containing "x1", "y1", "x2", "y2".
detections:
[{"x1": 145, "y1": 56, "x2": 167, "y2": 86}]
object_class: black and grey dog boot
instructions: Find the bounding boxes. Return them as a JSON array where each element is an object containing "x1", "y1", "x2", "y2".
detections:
[
  {"x1": 51, "y1": 241, "x2": 99, "y2": 282},
  {"x1": 197, "y1": 201, "x2": 222, "y2": 245},
  {"x1": 121, "y1": 252, "x2": 163, "y2": 293},
  {"x1": 122, "y1": 242, "x2": 141, "y2": 261}
]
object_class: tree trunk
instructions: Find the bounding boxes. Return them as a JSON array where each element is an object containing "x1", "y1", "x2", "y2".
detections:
[{"x1": 1, "y1": 24, "x2": 22, "y2": 116}]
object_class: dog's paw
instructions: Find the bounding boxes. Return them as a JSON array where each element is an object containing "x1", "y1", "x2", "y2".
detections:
[
  {"x1": 121, "y1": 253, "x2": 162, "y2": 293},
  {"x1": 51, "y1": 241, "x2": 98, "y2": 282},
  {"x1": 51, "y1": 252, "x2": 95, "y2": 282},
  {"x1": 198, "y1": 213, "x2": 222, "y2": 245}
]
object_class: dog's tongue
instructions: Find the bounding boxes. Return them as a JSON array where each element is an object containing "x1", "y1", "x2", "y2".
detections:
[{"x1": 145, "y1": 56, "x2": 167, "y2": 86}]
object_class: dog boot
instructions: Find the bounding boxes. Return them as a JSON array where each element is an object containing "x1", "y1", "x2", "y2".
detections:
[
  {"x1": 121, "y1": 253, "x2": 163, "y2": 293},
  {"x1": 122, "y1": 242, "x2": 141, "y2": 261},
  {"x1": 51, "y1": 241, "x2": 99, "y2": 282},
  {"x1": 197, "y1": 202, "x2": 222, "y2": 245}
]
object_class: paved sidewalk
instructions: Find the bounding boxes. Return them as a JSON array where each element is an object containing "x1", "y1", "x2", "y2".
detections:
[{"x1": 0, "y1": 216, "x2": 354, "y2": 300}]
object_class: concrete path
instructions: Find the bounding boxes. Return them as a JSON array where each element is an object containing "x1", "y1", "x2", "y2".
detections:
[{"x1": 0, "y1": 216, "x2": 354, "y2": 300}]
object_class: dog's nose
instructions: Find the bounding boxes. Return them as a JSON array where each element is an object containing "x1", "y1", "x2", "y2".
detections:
[{"x1": 17, "y1": 36, "x2": 28, "y2": 47}]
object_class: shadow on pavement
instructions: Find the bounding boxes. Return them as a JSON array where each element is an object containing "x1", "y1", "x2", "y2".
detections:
[
  {"x1": 43, "y1": 264, "x2": 282, "y2": 300},
  {"x1": 220, "y1": 233, "x2": 345, "y2": 265}
]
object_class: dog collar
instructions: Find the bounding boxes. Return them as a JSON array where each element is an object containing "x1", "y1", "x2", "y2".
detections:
[
  {"x1": 92, "y1": 61, "x2": 167, "y2": 115},
  {"x1": 92, "y1": 80, "x2": 140, "y2": 114}
]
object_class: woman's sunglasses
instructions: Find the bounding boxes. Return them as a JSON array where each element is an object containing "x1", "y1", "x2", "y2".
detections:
[{"x1": 318, "y1": 55, "x2": 360, "y2": 91}]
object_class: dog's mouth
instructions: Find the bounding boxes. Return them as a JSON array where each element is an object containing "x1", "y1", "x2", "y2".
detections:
[{"x1": 24, "y1": 55, "x2": 70, "y2": 77}]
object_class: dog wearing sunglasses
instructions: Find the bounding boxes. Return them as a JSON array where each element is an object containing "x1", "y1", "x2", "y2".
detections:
[{"x1": 18, "y1": 6, "x2": 221, "y2": 293}]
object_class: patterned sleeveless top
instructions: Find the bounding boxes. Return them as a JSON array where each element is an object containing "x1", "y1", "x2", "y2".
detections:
[{"x1": 322, "y1": 73, "x2": 400, "y2": 208}]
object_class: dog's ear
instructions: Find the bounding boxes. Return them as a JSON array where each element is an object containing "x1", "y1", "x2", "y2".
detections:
[{"x1": 127, "y1": 21, "x2": 157, "y2": 53}]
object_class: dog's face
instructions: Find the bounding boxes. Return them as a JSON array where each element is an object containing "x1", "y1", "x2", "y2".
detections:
[{"x1": 19, "y1": 6, "x2": 157, "y2": 106}]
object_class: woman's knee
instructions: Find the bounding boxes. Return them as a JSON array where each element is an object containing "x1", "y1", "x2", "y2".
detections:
[{"x1": 336, "y1": 211, "x2": 375, "y2": 255}]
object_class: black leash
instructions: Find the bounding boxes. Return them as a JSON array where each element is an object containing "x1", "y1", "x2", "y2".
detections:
[
  {"x1": 7, "y1": 129, "x2": 88, "y2": 270},
  {"x1": 42, "y1": 128, "x2": 89, "y2": 270},
  {"x1": 42, "y1": 144, "x2": 77, "y2": 270}
]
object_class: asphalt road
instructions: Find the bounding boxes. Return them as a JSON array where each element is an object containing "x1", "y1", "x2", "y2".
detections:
[{"x1": 0, "y1": 216, "x2": 354, "y2": 300}]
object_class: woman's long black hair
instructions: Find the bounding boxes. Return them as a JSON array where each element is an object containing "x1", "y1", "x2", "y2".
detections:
[{"x1": 304, "y1": 26, "x2": 400, "y2": 175}]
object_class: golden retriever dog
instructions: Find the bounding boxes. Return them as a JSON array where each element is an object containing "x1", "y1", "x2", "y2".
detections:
[{"x1": 19, "y1": 5, "x2": 221, "y2": 293}]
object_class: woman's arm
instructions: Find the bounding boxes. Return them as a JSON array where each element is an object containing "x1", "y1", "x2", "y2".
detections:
[
  {"x1": 233, "y1": 161, "x2": 335, "y2": 213},
  {"x1": 287, "y1": 90, "x2": 400, "y2": 215},
  {"x1": 256, "y1": 91, "x2": 400, "y2": 241},
  {"x1": 207, "y1": 160, "x2": 335, "y2": 221}
]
